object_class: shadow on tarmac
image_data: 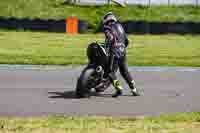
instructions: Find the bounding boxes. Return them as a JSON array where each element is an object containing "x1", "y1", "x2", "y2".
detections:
[
  {"x1": 48, "y1": 90, "x2": 140, "y2": 99},
  {"x1": 48, "y1": 91, "x2": 77, "y2": 99},
  {"x1": 48, "y1": 91, "x2": 115, "y2": 99}
]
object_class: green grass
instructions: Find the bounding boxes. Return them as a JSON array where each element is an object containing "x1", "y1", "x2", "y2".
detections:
[
  {"x1": 0, "y1": 0, "x2": 200, "y2": 30},
  {"x1": 0, "y1": 30, "x2": 200, "y2": 66},
  {"x1": 0, "y1": 112, "x2": 200, "y2": 133}
]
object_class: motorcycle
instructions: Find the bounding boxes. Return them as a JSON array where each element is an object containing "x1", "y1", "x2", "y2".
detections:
[{"x1": 76, "y1": 42, "x2": 111, "y2": 98}]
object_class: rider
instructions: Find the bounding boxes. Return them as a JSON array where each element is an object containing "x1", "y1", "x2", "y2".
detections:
[{"x1": 102, "y1": 12, "x2": 140, "y2": 97}]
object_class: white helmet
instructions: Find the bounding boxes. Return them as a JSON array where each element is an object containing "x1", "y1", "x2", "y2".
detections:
[{"x1": 102, "y1": 12, "x2": 117, "y2": 25}]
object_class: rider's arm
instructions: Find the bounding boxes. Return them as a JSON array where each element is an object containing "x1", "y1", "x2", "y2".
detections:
[
  {"x1": 104, "y1": 26, "x2": 115, "y2": 72},
  {"x1": 104, "y1": 26, "x2": 114, "y2": 46}
]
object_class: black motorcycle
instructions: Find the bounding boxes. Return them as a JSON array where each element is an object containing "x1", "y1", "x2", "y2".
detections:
[{"x1": 76, "y1": 42, "x2": 111, "y2": 98}]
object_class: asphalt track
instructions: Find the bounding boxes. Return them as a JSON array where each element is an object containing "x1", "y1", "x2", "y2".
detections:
[{"x1": 0, "y1": 65, "x2": 200, "y2": 117}]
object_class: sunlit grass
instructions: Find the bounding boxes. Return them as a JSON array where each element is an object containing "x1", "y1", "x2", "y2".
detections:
[
  {"x1": 0, "y1": 30, "x2": 200, "y2": 66},
  {"x1": 0, "y1": 112, "x2": 200, "y2": 133}
]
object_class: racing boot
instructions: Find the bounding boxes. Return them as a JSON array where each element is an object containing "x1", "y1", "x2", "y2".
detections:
[
  {"x1": 129, "y1": 80, "x2": 140, "y2": 96},
  {"x1": 112, "y1": 80, "x2": 123, "y2": 98}
]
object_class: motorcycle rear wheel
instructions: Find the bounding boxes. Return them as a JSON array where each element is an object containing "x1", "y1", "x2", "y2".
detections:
[{"x1": 76, "y1": 68, "x2": 96, "y2": 98}]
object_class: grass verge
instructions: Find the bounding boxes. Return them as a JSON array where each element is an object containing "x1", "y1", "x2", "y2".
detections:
[
  {"x1": 0, "y1": 30, "x2": 200, "y2": 66},
  {"x1": 0, "y1": 112, "x2": 200, "y2": 133}
]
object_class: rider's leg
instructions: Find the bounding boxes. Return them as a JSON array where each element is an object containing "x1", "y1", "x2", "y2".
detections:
[
  {"x1": 118, "y1": 54, "x2": 140, "y2": 96},
  {"x1": 108, "y1": 55, "x2": 123, "y2": 97},
  {"x1": 108, "y1": 72, "x2": 123, "y2": 97}
]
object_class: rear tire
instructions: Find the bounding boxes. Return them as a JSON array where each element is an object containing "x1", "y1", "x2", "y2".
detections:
[{"x1": 76, "y1": 68, "x2": 96, "y2": 98}]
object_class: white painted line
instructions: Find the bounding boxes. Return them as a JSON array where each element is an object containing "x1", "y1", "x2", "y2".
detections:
[{"x1": 0, "y1": 65, "x2": 200, "y2": 72}]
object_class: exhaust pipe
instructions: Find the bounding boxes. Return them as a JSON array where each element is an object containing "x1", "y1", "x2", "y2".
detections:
[
  {"x1": 96, "y1": 66, "x2": 103, "y2": 73},
  {"x1": 96, "y1": 66, "x2": 104, "y2": 80}
]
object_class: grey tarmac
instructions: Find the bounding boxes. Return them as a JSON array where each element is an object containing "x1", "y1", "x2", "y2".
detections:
[{"x1": 0, "y1": 65, "x2": 200, "y2": 117}]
